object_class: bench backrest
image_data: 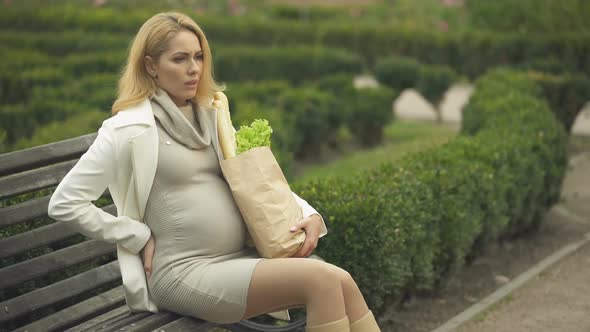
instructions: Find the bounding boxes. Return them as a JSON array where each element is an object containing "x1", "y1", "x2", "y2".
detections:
[{"x1": 0, "y1": 133, "x2": 130, "y2": 331}]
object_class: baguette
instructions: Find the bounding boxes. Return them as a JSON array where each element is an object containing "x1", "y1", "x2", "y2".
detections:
[{"x1": 214, "y1": 91, "x2": 237, "y2": 159}]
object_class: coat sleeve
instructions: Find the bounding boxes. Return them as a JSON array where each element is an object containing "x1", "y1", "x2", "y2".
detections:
[
  {"x1": 47, "y1": 122, "x2": 152, "y2": 255},
  {"x1": 292, "y1": 191, "x2": 328, "y2": 238}
]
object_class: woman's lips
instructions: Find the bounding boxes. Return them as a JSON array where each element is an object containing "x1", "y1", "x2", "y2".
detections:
[{"x1": 185, "y1": 80, "x2": 198, "y2": 87}]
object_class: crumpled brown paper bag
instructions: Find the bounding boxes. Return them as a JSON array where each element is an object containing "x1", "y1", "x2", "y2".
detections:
[{"x1": 220, "y1": 146, "x2": 306, "y2": 258}]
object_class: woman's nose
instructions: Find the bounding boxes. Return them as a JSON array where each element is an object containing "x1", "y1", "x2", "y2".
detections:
[{"x1": 188, "y1": 59, "x2": 201, "y2": 75}]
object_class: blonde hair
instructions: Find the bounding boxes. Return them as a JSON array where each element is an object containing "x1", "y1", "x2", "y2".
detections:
[{"x1": 111, "y1": 12, "x2": 225, "y2": 115}]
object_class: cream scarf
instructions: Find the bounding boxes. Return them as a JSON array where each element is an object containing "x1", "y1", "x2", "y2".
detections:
[{"x1": 150, "y1": 88, "x2": 212, "y2": 150}]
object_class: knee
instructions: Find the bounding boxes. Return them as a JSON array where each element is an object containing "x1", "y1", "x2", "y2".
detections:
[
  {"x1": 328, "y1": 264, "x2": 358, "y2": 293},
  {"x1": 303, "y1": 261, "x2": 342, "y2": 297}
]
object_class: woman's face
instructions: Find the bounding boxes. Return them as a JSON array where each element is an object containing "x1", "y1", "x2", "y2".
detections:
[{"x1": 145, "y1": 29, "x2": 203, "y2": 107}]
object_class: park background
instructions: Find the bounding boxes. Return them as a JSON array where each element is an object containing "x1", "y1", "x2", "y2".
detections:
[{"x1": 1, "y1": 0, "x2": 590, "y2": 331}]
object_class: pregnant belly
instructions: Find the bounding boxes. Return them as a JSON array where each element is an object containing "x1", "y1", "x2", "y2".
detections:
[{"x1": 166, "y1": 179, "x2": 248, "y2": 256}]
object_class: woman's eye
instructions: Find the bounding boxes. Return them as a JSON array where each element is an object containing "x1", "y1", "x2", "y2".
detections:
[
  {"x1": 195, "y1": 54, "x2": 204, "y2": 60},
  {"x1": 174, "y1": 58, "x2": 183, "y2": 62}
]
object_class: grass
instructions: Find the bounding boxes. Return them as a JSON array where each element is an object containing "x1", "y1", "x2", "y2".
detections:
[{"x1": 292, "y1": 120, "x2": 458, "y2": 185}]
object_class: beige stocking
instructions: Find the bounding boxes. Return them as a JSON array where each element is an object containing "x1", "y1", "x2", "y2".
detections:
[
  {"x1": 350, "y1": 310, "x2": 381, "y2": 332},
  {"x1": 306, "y1": 315, "x2": 350, "y2": 332}
]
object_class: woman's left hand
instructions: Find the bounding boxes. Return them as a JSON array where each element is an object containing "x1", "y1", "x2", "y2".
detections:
[{"x1": 290, "y1": 214, "x2": 322, "y2": 258}]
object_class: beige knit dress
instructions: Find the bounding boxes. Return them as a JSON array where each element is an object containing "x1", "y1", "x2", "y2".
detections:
[{"x1": 144, "y1": 90, "x2": 264, "y2": 324}]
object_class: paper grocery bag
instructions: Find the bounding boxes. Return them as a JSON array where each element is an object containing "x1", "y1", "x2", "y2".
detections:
[{"x1": 220, "y1": 146, "x2": 306, "y2": 258}]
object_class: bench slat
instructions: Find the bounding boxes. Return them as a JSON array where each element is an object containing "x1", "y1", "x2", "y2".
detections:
[
  {"x1": 0, "y1": 133, "x2": 96, "y2": 176},
  {"x1": 0, "y1": 204, "x2": 116, "y2": 259},
  {"x1": 0, "y1": 190, "x2": 111, "y2": 228},
  {"x1": 0, "y1": 222, "x2": 76, "y2": 259},
  {"x1": 0, "y1": 239, "x2": 116, "y2": 289},
  {"x1": 124, "y1": 312, "x2": 180, "y2": 332},
  {"x1": 64, "y1": 305, "x2": 130, "y2": 332},
  {"x1": 0, "y1": 260, "x2": 120, "y2": 324},
  {"x1": 0, "y1": 160, "x2": 77, "y2": 200},
  {"x1": 156, "y1": 317, "x2": 218, "y2": 332},
  {"x1": 0, "y1": 196, "x2": 50, "y2": 227},
  {"x1": 88, "y1": 311, "x2": 153, "y2": 332},
  {"x1": 13, "y1": 286, "x2": 125, "y2": 332}
]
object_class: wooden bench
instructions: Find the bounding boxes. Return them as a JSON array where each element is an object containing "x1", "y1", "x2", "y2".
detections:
[{"x1": 0, "y1": 133, "x2": 306, "y2": 332}]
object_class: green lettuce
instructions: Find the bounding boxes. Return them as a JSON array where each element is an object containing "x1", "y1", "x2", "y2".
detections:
[{"x1": 235, "y1": 119, "x2": 273, "y2": 155}]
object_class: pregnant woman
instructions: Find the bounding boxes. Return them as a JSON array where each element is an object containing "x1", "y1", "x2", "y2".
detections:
[{"x1": 48, "y1": 11, "x2": 380, "y2": 332}]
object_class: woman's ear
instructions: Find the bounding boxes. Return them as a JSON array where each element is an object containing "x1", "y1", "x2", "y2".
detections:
[{"x1": 144, "y1": 55, "x2": 157, "y2": 78}]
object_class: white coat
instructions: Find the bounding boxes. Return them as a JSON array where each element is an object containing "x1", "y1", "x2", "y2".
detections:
[{"x1": 47, "y1": 97, "x2": 328, "y2": 321}]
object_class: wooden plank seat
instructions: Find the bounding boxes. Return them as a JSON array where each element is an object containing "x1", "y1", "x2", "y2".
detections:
[{"x1": 0, "y1": 134, "x2": 306, "y2": 332}]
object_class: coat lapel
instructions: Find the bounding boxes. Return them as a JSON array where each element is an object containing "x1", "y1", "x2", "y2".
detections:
[
  {"x1": 130, "y1": 125, "x2": 158, "y2": 221},
  {"x1": 116, "y1": 98, "x2": 158, "y2": 222}
]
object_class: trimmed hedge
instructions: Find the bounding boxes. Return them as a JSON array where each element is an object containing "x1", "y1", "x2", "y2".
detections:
[
  {"x1": 529, "y1": 71, "x2": 590, "y2": 132},
  {"x1": 214, "y1": 45, "x2": 363, "y2": 83},
  {"x1": 292, "y1": 68, "x2": 568, "y2": 315},
  {"x1": 1, "y1": 5, "x2": 588, "y2": 78},
  {"x1": 310, "y1": 74, "x2": 398, "y2": 147},
  {"x1": 375, "y1": 56, "x2": 459, "y2": 112},
  {"x1": 462, "y1": 67, "x2": 590, "y2": 135}
]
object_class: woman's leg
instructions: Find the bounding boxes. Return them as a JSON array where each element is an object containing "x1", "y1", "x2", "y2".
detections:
[
  {"x1": 241, "y1": 258, "x2": 346, "y2": 326},
  {"x1": 325, "y1": 264, "x2": 380, "y2": 331},
  {"x1": 324, "y1": 264, "x2": 370, "y2": 323}
]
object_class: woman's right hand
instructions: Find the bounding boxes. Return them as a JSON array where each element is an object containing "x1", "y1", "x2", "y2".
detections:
[{"x1": 142, "y1": 235, "x2": 155, "y2": 279}]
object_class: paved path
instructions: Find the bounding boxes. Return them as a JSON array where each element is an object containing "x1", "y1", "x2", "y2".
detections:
[
  {"x1": 458, "y1": 239, "x2": 590, "y2": 332},
  {"x1": 454, "y1": 151, "x2": 590, "y2": 332}
]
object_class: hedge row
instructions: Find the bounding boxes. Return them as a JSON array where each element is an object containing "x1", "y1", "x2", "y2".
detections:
[
  {"x1": 0, "y1": 42, "x2": 361, "y2": 104},
  {"x1": 5, "y1": 75, "x2": 396, "y2": 180},
  {"x1": 214, "y1": 46, "x2": 362, "y2": 83},
  {"x1": 0, "y1": 30, "x2": 130, "y2": 56},
  {"x1": 292, "y1": 68, "x2": 568, "y2": 315},
  {"x1": 1, "y1": 6, "x2": 588, "y2": 77}
]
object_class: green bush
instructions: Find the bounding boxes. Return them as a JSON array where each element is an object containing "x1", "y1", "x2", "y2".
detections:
[
  {"x1": 374, "y1": 56, "x2": 458, "y2": 113},
  {"x1": 61, "y1": 51, "x2": 127, "y2": 76},
  {"x1": 0, "y1": 66, "x2": 66, "y2": 103},
  {"x1": 214, "y1": 45, "x2": 363, "y2": 83},
  {"x1": 276, "y1": 88, "x2": 340, "y2": 159},
  {"x1": 0, "y1": 100, "x2": 88, "y2": 145},
  {"x1": 467, "y1": 0, "x2": 590, "y2": 34},
  {"x1": 374, "y1": 56, "x2": 421, "y2": 92},
  {"x1": 293, "y1": 68, "x2": 568, "y2": 316},
  {"x1": 528, "y1": 71, "x2": 590, "y2": 132},
  {"x1": 0, "y1": 30, "x2": 130, "y2": 56},
  {"x1": 348, "y1": 87, "x2": 397, "y2": 147},
  {"x1": 461, "y1": 68, "x2": 542, "y2": 135},
  {"x1": 310, "y1": 74, "x2": 398, "y2": 147},
  {"x1": 417, "y1": 65, "x2": 459, "y2": 108},
  {"x1": 13, "y1": 110, "x2": 108, "y2": 150},
  {"x1": 268, "y1": 4, "x2": 348, "y2": 21}
]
